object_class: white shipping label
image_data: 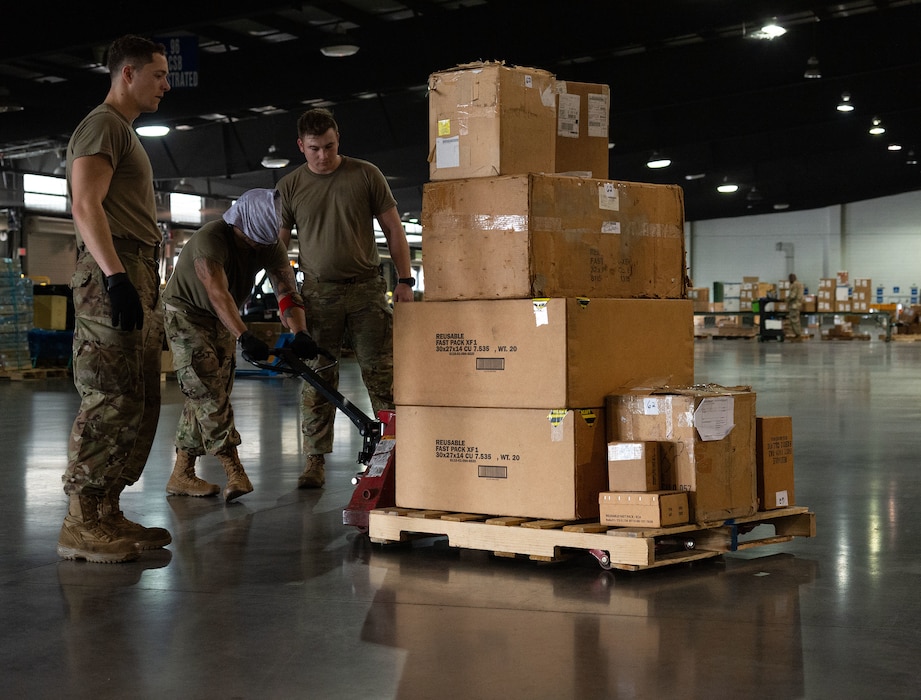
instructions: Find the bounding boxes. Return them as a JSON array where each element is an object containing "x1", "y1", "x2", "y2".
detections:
[
  {"x1": 775, "y1": 490, "x2": 789, "y2": 507},
  {"x1": 435, "y1": 136, "x2": 460, "y2": 169},
  {"x1": 598, "y1": 183, "x2": 620, "y2": 211},
  {"x1": 642, "y1": 398, "x2": 661, "y2": 415},
  {"x1": 601, "y1": 221, "x2": 621, "y2": 234},
  {"x1": 557, "y1": 93, "x2": 580, "y2": 138},
  {"x1": 532, "y1": 298, "x2": 550, "y2": 326},
  {"x1": 693, "y1": 396, "x2": 735, "y2": 441},
  {"x1": 587, "y1": 93, "x2": 609, "y2": 137},
  {"x1": 608, "y1": 443, "x2": 644, "y2": 461}
]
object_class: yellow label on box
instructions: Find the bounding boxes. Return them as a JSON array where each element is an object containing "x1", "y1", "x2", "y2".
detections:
[{"x1": 437, "y1": 119, "x2": 451, "y2": 136}]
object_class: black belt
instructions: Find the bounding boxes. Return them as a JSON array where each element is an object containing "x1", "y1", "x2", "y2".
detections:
[{"x1": 110, "y1": 238, "x2": 161, "y2": 259}]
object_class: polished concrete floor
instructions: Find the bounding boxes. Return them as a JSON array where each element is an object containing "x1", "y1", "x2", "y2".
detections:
[{"x1": 2, "y1": 337, "x2": 920, "y2": 699}]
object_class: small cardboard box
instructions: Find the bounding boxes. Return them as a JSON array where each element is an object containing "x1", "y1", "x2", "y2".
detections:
[
  {"x1": 33, "y1": 295, "x2": 68, "y2": 330},
  {"x1": 554, "y1": 80, "x2": 610, "y2": 179},
  {"x1": 607, "y1": 441, "x2": 661, "y2": 491},
  {"x1": 395, "y1": 405, "x2": 607, "y2": 520},
  {"x1": 756, "y1": 416, "x2": 795, "y2": 510},
  {"x1": 428, "y1": 62, "x2": 557, "y2": 181},
  {"x1": 422, "y1": 173, "x2": 686, "y2": 301},
  {"x1": 394, "y1": 298, "x2": 694, "y2": 408},
  {"x1": 599, "y1": 491, "x2": 689, "y2": 528},
  {"x1": 606, "y1": 385, "x2": 757, "y2": 523}
]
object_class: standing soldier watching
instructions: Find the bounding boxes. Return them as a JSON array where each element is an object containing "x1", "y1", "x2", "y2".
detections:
[
  {"x1": 161, "y1": 189, "x2": 317, "y2": 502},
  {"x1": 58, "y1": 35, "x2": 171, "y2": 564}
]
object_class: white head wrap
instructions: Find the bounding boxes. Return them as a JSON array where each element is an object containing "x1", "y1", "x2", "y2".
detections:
[{"x1": 222, "y1": 188, "x2": 280, "y2": 245}]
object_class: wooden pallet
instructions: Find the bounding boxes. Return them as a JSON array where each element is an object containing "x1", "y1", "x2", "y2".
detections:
[
  {"x1": 0, "y1": 367, "x2": 70, "y2": 381},
  {"x1": 368, "y1": 505, "x2": 815, "y2": 571}
]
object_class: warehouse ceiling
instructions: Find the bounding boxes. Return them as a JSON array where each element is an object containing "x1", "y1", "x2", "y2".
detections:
[{"x1": 1, "y1": 0, "x2": 920, "y2": 223}]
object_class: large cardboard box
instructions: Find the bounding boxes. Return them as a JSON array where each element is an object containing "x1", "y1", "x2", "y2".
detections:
[
  {"x1": 599, "y1": 490, "x2": 689, "y2": 527},
  {"x1": 394, "y1": 298, "x2": 694, "y2": 408},
  {"x1": 428, "y1": 62, "x2": 557, "y2": 181},
  {"x1": 756, "y1": 416, "x2": 795, "y2": 510},
  {"x1": 554, "y1": 80, "x2": 610, "y2": 179},
  {"x1": 395, "y1": 405, "x2": 607, "y2": 520},
  {"x1": 606, "y1": 386, "x2": 757, "y2": 523},
  {"x1": 607, "y1": 441, "x2": 661, "y2": 491},
  {"x1": 33, "y1": 295, "x2": 67, "y2": 330},
  {"x1": 422, "y1": 173, "x2": 686, "y2": 301}
]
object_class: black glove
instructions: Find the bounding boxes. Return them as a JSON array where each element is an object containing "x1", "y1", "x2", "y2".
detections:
[
  {"x1": 238, "y1": 331, "x2": 270, "y2": 361},
  {"x1": 290, "y1": 331, "x2": 319, "y2": 360},
  {"x1": 105, "y1": 272, "x2": 144, "y2": 331}
]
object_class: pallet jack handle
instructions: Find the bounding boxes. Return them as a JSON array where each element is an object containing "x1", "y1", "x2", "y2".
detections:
[{"x1": 242, "y1": 345, "x2": 383, "y2": 466}]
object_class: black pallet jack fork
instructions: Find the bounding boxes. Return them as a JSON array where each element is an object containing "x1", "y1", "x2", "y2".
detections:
[{"x1": 243, "y1": 345, "x2": 396, "y2": 531}]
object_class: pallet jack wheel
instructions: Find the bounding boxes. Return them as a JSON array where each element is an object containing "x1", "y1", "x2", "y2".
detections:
[{"x1": 589, "y1": 549, "x2": 613, "y2": 570}]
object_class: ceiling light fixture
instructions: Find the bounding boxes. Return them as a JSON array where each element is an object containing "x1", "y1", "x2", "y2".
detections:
[
  {"x1": 759, "y1": 20, "x2": 787, "y2": 39},
  {"x1": 906, "y1": 151, "x2": 918, "y2": 166},
  {"x1": 717, "y1": 178, "x2": 739, "y2": 194},
  {"x1": 320, "y1": 42, "x2": 360, "y2": 58},
  {"x1": 836, "y1": 92, "x2": 855, "y2": 112},
  {"x1": 646, "y1": 152, "x2": 671, "y2": 169},
  {"x1": 803, "y1": 56, "x2": 821, "y2": 79},
  {"x1": 136, "y1": 125, "x2": 170, "y2": 137},
  {"x1": 261, "y1": 145, "x2": 290, "y2": 169},
  {"x1": 320, "y1": 25, "x2": 360, "y2": 57},
  {"x1": 868, "y1": 117, "x2": 886, "y2": 136},
  {"x1": 888, "y1": 143, "x2": 902, "y2": 152}
]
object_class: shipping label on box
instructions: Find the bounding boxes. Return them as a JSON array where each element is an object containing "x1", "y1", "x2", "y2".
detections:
[
  {"x1": 553, "y1": 81, "x2": 610, "y2": 179},
  {"x1": 606, "y1": 385, "x2": 757, "y2": 523},
  {"x1": 599, "y1": 490, "x2": 689, "y2": 527},
  {"x1": 395, "y1": 405, "x2": 608, "y2": 520},
  {"x1": 394, "y1": 298, "x2": 694, "y2": 408},
  {"x1": 422, "y1": 173, "x2": 686, "y2": 301},
  {"x1": 429, "y1": 62, "x2": 557, "y2": 180},
  {"x1": 756, "y1": 416, "x2": 795, "y2": 510},
  {"x1": 607, "y1": 441, "x2": 660, "y2": 491}
]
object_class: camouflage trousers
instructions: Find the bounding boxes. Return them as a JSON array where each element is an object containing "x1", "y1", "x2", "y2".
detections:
[
  {"x1": 163, "y1": 307, "x2": 241, "y2": 456},
  {"x1": 299, "y1": 274, "x2": 394, "y2": 454},
  {"x1": 63, "y1": 247, "x2": 163, "y2": 496},
  {"x1": 788, "y1": 303, "x2": 803, "y2": 336}
]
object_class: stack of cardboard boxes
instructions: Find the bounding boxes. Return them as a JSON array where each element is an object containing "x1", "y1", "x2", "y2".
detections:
[{"x1": 393, "y1": 61, "x2": 793, "y2": 525}]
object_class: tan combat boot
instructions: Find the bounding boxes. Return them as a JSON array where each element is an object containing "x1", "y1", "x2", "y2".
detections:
[
  {"x1": 217, "y1": 446, "x2": 253, "y2": 502},
  {"x1": 98, "y1": 484, "x2": 172, "y2": 550},
  {"x1": 57, "y1": 493, "x2": 140, "y2": 563},
  {"x1": 166, "y1": 449, "x2": 220, "y2": 497},
  {"x1": 297, "y1": 454, "x2": 326, "y2": 489}
]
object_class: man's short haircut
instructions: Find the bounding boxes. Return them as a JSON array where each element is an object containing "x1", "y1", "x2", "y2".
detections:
[
  {"x1": 106, "y1": 35, "x2": 166, "y2": 75},
  {"x1": 297, "y1": 108, "x2": 339, "y2": 138}
]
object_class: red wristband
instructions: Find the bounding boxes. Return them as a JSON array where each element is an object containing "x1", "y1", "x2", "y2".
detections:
[{"x1": 278, "y1": 294, "x2": 304, "y2": 316}]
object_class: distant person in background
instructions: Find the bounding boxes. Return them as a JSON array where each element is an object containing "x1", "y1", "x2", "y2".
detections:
[
  {"x1": 58, "y1": 34, "x2": 171, "y2": 564},
  {"x1": 277, "y1": 107, "x2": 414, "y2": 490},
  {"x1": 786, "y1": 273, "x2": 805, "y2": 341},
  {"x1": 161, "y1": 189, "x2": 317, "y2": 502}
]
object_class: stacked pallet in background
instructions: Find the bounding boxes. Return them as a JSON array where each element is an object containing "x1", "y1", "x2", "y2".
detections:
[{"x1": 0, "y1": 258, "x2": 34, "y2": 374}]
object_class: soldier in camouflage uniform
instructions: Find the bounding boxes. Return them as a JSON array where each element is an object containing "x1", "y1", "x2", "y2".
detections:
[
  {"x1": 277, "y1": 108, "x2": 415, "y2": 489},
  {"x1": 161, "y1": 188, "x2": 317, "y2": 502},
  {"x1": 58, "y1": 35, "x2": 172, "y2": 564}
]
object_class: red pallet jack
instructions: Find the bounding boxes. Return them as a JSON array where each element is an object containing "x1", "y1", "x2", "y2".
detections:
[{"x1": 243, "y1": 345, "x2": 395, "y2": 532}]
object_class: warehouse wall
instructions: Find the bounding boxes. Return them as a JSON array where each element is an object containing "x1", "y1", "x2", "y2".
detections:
[{"x1": 688, "y1": 189, "x2": 921, "y2": 302}]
